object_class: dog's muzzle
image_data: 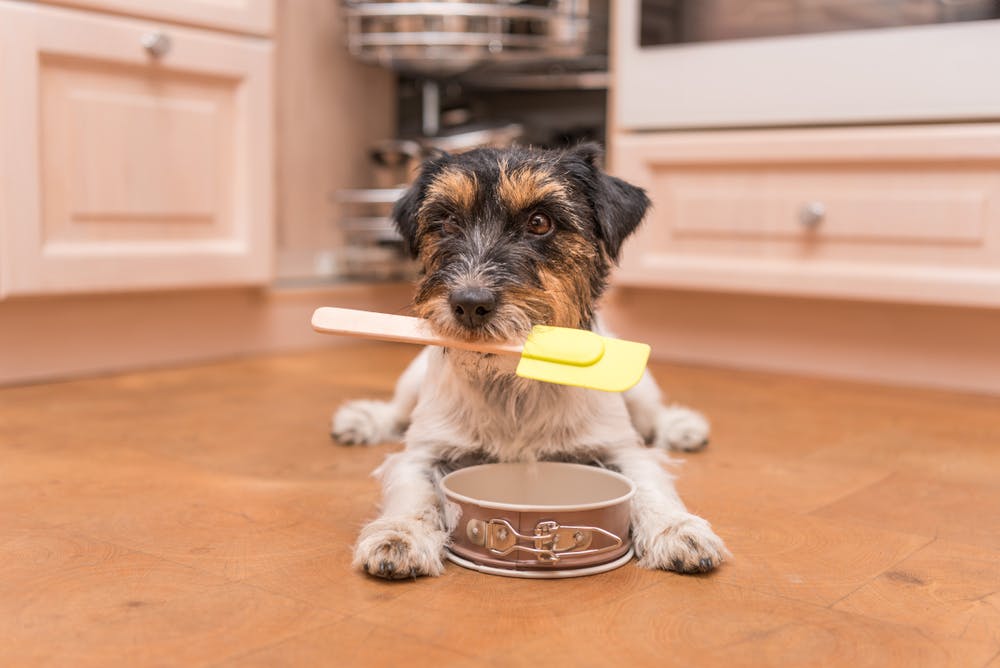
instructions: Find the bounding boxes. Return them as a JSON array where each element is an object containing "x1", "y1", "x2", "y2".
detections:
[{"x1": 440, "y1": 462, "x2": 635, "y2": 578}]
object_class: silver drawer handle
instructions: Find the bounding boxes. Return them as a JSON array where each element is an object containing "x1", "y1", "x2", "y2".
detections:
[
  {"x1": 799, "y1": 201, "x2": 826, "y2": 229},
  {"x1": 140, "y1": 31, "x2": 172, "y2": 58}
]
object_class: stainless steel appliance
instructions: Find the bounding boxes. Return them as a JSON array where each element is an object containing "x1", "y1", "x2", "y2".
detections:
[
  {"x1": 343, "y1": 0, "x2": 593, "y2": 77},
  {"x1": 639, "y1": 0, "x2": 1000, "y2": 45}
]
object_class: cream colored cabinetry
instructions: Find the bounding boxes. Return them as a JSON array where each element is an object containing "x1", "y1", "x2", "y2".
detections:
[
  {"x1": 613, "y1": 125, "x2": 1000, "y2": 308},
  {"x1": 0, "y1": 1, "x2": 272, "y2": 297}
]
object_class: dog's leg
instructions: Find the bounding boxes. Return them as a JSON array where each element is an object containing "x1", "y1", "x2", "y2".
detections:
[
  {"x1": 623, "y1": 370, "x2": 710, "y2": 452},
  {"x1": 331, "y1": 347, "x2": 429, "y2": 445},
  {"x1": 609, "y1": 447, "x2": 728, "y2": 573},
  {"x1": 353, "y1": 450, "x2": 448, "y2": 579}
]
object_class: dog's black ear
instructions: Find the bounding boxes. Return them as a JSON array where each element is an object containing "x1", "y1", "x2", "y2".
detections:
[
  {"x1": 566, "y1": 143, "x2": 650, "y2": 261},
  {"x1": 393, "y1": 153, "x2": 451, "y2": 258}
]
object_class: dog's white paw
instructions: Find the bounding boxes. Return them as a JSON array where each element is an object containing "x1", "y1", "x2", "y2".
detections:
[
  {"x1": 353, "y1": 517, "x2": 446, "y2": 580},
  {"x1": 636, "y1": 514, "x2": 728, "y2": 574},
  {"x1": 331, "y1": 400, "x2": 403, "y2": 446},
  {"x1": 650, "y1": 405, "x2": 711, "y2": 452}
]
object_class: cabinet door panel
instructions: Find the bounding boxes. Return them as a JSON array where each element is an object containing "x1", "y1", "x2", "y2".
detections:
[
  {"x1": 0, "y1": 3, "x2": 272, "y2": 295},
  {"x1": 41, "y1": 58, "x2": 236, "y2": 243}
]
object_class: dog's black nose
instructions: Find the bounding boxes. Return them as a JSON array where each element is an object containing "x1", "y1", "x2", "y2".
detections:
[{"x1": 449, "y1": 288, "x2": 496, "y2": 328}]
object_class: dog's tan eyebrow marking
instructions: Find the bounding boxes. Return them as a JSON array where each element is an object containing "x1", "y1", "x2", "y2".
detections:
[
  {"x1": 424, "y1": 167, "x2": 478, "y2": 212},
  {"x1": 497, "y1": 161, "x2": 567, "y2": 212}
]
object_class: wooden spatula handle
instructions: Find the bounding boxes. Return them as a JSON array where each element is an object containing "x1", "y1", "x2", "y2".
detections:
[{"x1": 311, "y1": 307, "x2": 523, "y2": 356}]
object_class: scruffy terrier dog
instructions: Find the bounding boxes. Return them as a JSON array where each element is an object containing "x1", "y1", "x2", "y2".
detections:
[{"x1": 333, "y1": 144, "x2": 728, "y2": 579}]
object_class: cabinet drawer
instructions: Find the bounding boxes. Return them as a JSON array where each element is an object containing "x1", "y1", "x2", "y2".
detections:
[
  {"x1": 36, "y1": 0, "x2": 274, "y2": 36},
  {"x1": 0, "y1": 2, "x2": 272, "y2": 296},
  {"x1": 668, "y1": 169, "x2": 985, "y2": 245},
  {"x1": 613, "y1": 125, "x2": 1000, "y2": 307}
]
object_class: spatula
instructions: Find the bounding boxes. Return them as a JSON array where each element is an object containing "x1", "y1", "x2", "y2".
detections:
[{"x1": 311, "y1": 307, "x2": 650, "y2": 393}]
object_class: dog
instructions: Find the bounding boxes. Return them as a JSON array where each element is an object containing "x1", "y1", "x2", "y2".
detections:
[{"x1": 332, "y1": 143, "x2": 728, "y2": 579}]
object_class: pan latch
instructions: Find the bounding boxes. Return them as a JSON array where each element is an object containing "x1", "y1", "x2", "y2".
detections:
[{"x1": 466, "y1": 518, "x2": 623, "y2": 563}]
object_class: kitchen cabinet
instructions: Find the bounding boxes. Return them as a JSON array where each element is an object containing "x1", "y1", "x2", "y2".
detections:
[
  {"x1": 613, "y1": 124, "x2": 1000, "y2": 308},
  {"x1": 0, "y1": 1, "x2": 272, "y2": 296},
  {"x1": 610, "y1": 1, "x2": 1000, "y2": 310}
]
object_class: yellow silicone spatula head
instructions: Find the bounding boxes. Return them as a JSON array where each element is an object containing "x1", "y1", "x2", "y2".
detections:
[{"x1": 515, "y1": 326, "x2": 650, "y2": 393}]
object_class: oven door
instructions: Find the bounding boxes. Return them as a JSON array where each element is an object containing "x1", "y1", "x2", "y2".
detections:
[{"x1": 615, "y1": 1, "x2": 1000, "y2": 130}]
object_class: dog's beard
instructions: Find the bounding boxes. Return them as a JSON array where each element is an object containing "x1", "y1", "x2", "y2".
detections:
[{"x1": 415, "y1": 291, "x2": 559, "y2": 382}]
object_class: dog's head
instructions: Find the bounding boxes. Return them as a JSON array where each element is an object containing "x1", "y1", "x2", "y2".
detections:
[{"x1": 393, "y1": 144, "x2": 649, "y2": 342}]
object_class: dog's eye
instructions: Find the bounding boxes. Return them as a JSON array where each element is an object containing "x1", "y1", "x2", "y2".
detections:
[{"x1": 526, "y1": 212, "x2": 553, "y2": 236}]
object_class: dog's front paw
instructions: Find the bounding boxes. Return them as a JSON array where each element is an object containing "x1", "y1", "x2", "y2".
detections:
[
  {"x1": 636, "y1": 514, "x2": 728, "y2": 574},
  {"x1": 353, "y1": 517, "x2": 446, "y2": 580},
  {"x1": 332, "y1": 400, "x2": 402, "y2": 446},
  {"x1": 650, "y1": 405, "x2": 710, "y2": 452}
]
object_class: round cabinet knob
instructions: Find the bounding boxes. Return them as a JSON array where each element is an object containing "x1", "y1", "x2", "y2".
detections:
[
  {"x1": 799, "y1": 201, "x2": 826, "y2": 229},
  {"x1": 140, "y1": 31, "x2": 172, "y2": 58}
]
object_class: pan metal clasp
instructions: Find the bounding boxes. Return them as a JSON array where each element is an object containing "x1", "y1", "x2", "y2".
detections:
[{"x1": 467, "y1": 518, "x2": 624, "y2": 563}]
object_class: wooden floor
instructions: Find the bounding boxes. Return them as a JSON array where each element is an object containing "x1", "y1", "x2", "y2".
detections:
[{"x1": 2, "y1": 343, "x2": 999, "y2": 667}]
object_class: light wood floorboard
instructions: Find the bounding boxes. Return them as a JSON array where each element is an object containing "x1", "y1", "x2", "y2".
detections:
[{"x1": 1, "y1": 343, "x2": 998, "y2": 667}]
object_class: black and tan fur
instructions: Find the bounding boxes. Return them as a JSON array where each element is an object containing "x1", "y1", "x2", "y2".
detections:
[{"x1": 395, "y1": 144, "x2": 648, "y2": 341}]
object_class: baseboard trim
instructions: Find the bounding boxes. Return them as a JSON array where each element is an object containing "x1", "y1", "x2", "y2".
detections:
[
  {"x1": 601, "y1": 287, "x2": 1000, "y2": 396},
  {"x1": 0, "y1": 282, "x2": 413, "y2": 386}
]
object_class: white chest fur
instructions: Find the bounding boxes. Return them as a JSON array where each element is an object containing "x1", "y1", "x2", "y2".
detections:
[{"x1": 405, "y1": 348, "x2": 640, "y2": 462}]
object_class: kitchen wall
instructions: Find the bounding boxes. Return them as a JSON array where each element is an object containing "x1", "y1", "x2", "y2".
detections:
[{"x1": 275, "y1": 0, "x2": 396, "y2": 282}]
